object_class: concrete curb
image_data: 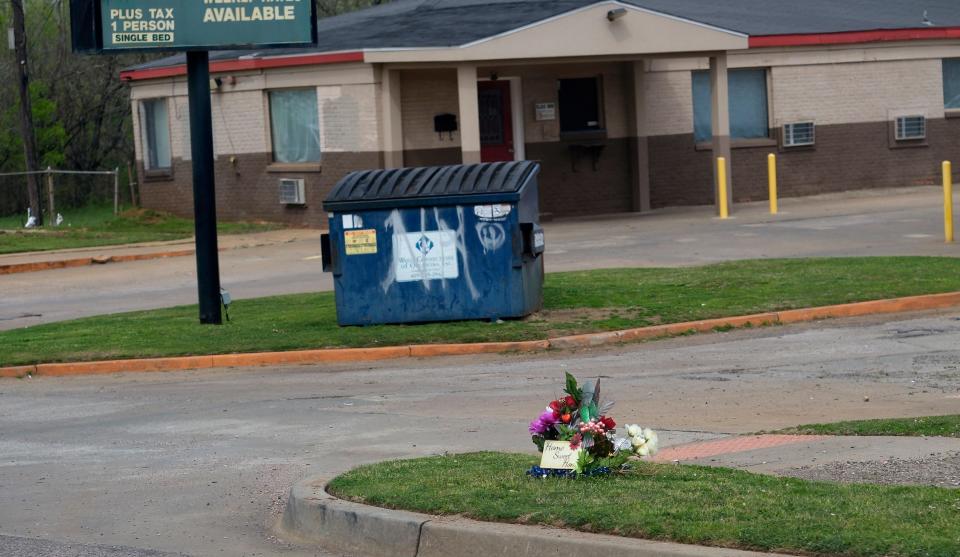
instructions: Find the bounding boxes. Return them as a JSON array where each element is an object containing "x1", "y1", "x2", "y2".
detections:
[
  {"x1": 280, "y1": 475, "x2": 782, "y2": 557},
  {"x1": 0, "y1": 249, "x2": 195, "y2": 275},
  {"x1": 3, "y1": 291, "x2": 959, "y2": 379}
]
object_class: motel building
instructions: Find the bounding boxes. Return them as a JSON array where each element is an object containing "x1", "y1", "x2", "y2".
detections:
[{"x1": 123, "y1": 0, "x2": 960, "y2": 225}]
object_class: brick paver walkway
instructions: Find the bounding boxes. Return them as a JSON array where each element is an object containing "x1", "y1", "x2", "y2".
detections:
[{"x1": 654, "y1": 434, "x2": 828, "y2": 462}]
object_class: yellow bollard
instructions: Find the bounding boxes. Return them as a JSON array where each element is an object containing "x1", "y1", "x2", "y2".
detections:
[
  {"x1": 945, "y1": 161, "x2": 954, "y2": 243},
  {"x1": 768, "y1": 153, "x2": 778, "y2": 215},
  {"x1": 717, "y1": 157, "x2": 729, "y2": 219}
]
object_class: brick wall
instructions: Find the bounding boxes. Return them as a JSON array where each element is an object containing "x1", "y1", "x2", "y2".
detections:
[
  {"x1": 527, "y1": 139, "x2": 633, "y2": 216},
  {"x1": 644, "y1": 57, "x2": 958, "y2": 207},
  {"x1": 400, "y1": 69, "x2": 462, "y2": 151},
  {"x1": 135, "y1": 80, "x2": 383, "y2": 226},
  {"x1": 771, "y1": 59, "x2": 945, "y2": 125}
]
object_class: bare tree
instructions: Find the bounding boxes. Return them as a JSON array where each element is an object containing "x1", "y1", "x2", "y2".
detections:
[{"x1": 10, "y1": 0, "x2": 42, "y2": 224}]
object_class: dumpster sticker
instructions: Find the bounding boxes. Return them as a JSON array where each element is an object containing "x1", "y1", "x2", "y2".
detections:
[
  {"x1": 393, "y1": 230, "x2": 458, "y2": 282},
  {"x1": 342, "y1": 214, "x2": 364, "y2": 229},
  {"x1": 344, "y1": 229, "x2": 378, "y2": 255},
  {"x1": 474, "y1": 204, "x2": 512, "y2": 221}
]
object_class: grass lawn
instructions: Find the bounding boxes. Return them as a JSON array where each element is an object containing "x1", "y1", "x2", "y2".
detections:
[
  {"x1": 3, "y1": 257, "x2": 960, "y2": 367},
  {"x1": 0, "y1": 205, "x2": 280, "y2": 254},
  {"x1": 779, "y1": 415, "x2": 960, "y2": 438},
  {"x1": 328, "y1": 452, "x2": 960, "y2": 557}
]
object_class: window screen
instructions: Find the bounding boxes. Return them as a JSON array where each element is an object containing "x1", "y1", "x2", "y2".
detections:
[
  {"x1": 943, "y1": 59, "x2": 960, "y2": 109},
  {"x1": 269, "y1": 89, "x2": 321, "y2": 163},
  {"x1": 558, "y1": 77, "x2": 602, "y2": 133},
  {"x1": 692, "y1": 69, "x2": 769, "y2": 143},
  {"x1": 142, "y1": 99, "x2": 171, "y2": 170}
]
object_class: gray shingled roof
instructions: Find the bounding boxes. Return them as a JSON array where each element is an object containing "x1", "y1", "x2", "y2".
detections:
[{"x1": 127, "y1": 0, "x2": 960, "y2": 72}]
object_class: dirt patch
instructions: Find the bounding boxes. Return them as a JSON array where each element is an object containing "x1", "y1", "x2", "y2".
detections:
[
  {"x1": 519, "y1": 307, "x2": 661, "y2": 337},
  {"x1": 526, "y1": 307, "x2": 660, "y2": 325}
]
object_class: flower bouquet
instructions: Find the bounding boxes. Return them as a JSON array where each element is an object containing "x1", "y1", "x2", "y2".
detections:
[{"x1": 528, "y1": 372, "x2": 658, "y2": 478}]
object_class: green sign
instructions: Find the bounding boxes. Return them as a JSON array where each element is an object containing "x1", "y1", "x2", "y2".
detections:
[{"x1": 98, "y1": 0, "x2": 314, "y2": 51}]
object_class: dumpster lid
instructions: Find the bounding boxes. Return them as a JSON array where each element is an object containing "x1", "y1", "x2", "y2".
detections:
[{"x1": 324, "y1": 160, "x2": 539, "y2": 211}]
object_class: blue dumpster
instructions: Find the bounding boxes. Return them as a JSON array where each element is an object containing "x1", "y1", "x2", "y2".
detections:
[{"x1": 321, "y1": 160, "x2": 544, "y2": 326}]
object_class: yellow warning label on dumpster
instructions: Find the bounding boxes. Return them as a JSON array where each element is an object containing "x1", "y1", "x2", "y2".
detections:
[{"x1": 344, "y1": 229, "x2": 377, "y2": 255}]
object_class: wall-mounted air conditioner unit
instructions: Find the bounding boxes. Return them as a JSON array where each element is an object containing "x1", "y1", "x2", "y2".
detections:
[
  {"x1": 279, "y1": 178, "x2": 306, "y2": 205},
  {"x1": 895, "y1": 115, "x2": 925, "y2": 141},
  {"x1": 783, "y1": 121, "x2": 815, "y2": 147}
]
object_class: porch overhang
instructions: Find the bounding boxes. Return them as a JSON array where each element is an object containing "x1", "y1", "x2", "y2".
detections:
[{"x1": 363, "y1": 1, "x2": 747, "y2": 65}]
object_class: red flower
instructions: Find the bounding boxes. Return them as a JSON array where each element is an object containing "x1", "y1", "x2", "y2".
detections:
[
  {"x1": 552, "y1": 410, "x2": 561, "y2": 420},
  {"x1": 549, "y1": 400, "x2": 561, "y2": 411},
  {"x1": 561, "y1": 413, "x2": 571, "y2": 423},
  {"x1": 564, "y1": 395, "x2": 576, "y2": 407},
  {"x1": 601, "y1": 416, "x2": 616, "y2": 429},
  {"x1": 569, "y1": 433, "x2": 582, "y2": 450}
]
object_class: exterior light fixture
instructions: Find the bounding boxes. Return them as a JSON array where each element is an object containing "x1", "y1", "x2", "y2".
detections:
[{"x1": 607, "y1": 8, "x2": 627, "y2": 21}]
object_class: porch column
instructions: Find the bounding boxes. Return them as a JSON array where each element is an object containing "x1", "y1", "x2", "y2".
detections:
[
  {"x1": 379, "y1": 67, "x2": 404, "y2": 169},
  {"x1": 456, "y1": 64, "x2": 481, "y2": 164},
  {"x1": 627, "y1": 60, "x2": 651, "y2": 212},
  {"x1": 710, "y1": 53, "x2": 732, "y2": 215}
]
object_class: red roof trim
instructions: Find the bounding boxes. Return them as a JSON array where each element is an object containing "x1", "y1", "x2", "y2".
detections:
[
  {"x1": 750, "y1": 27, "x2": 960, "y2": 48},
  {"x1": 120, "y1": 51, "x2": 365, "y2": 81}
]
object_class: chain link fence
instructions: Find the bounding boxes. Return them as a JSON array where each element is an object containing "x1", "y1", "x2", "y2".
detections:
[{"x1": 0, "y1": 168, "x2": 136, "y2": 227}]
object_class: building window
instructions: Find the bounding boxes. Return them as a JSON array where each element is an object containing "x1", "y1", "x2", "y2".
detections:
[
  {"x1": 943, "y1": 59, "x2": 960, "y2": 109},
  {"x1": 141, "y1": 99, "x2": 171, "y2": 170},
  {"x1": 269, "y1": 89, "x2": 321, "y2": 163},
  {"x1": 558, "y1": 77, "x2": 603, "y2": 133},
  {"x1": 692, "y1": 69, "x2": 769, "y2": 143}
]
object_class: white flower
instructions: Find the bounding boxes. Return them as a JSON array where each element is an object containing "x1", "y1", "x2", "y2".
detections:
[
  {"x1": 642, "y1": 429, "x2": 659, "y2": 456},
  {"x1": 636, "y1": 444, "x2": 650, "y2": 456},
  {"x1": 631, "y1": 435, "x2": 646, "y2": 448},
  {"x1": 626, "y1": 424, "x2": 642, "y2": 437}
]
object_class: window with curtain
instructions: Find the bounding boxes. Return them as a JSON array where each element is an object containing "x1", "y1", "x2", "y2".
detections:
[
  {"x1": 269, "y1": 89, "x2": 321, "y2": 163},
  {"x1": 141, "y1": 99, "x2": 171, "y2": 170},
  {"x1": 943, "y1": 59, "x2": 960, "y2": 109},
  {"x1": 692, "y1": 69, "x2": 769, "y2": 143}
]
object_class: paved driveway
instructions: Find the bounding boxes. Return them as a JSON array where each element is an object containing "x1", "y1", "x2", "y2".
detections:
[
  {"x1": 1, "y1": 310, "x2": 959, "y2": 556},
  {"x1": 1, "y1": 186, "x2": 957, "y2": 330}
]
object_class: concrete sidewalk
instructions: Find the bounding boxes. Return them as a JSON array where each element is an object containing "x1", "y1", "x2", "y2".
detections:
[
  {"x1": 284, "y1": 431, "x2": 960, "y2": 557},
  {"x1": 0, "y1": 228, "x2": 318, "y2": 271}
]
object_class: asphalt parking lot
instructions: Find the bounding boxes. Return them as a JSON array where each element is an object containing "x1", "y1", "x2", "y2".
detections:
[
  {"x1": 1, "y1": 185, "x2": 957, "y2": 330},
  {"x1": 1, "y1": 309, "x2": 959, "y2": 556}
]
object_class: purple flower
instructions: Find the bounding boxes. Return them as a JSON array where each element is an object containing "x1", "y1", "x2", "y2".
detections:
[{"x1": 529, "y1": 410, "x2": 558, "y2": 435}]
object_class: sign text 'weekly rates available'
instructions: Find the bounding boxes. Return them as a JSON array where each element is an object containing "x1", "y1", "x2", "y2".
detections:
[{"x1": 101, "y1": 0, "x2": 313, "y2": 50}]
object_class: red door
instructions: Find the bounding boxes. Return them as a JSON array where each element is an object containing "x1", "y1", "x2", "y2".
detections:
[{"x1": 478, "y1": 81, "x2": 514, "y2": 162}]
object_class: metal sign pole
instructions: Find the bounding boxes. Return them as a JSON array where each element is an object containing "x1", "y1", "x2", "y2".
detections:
[{"x1": 186, "y1": 50, "x2": 222, "y2": 325}]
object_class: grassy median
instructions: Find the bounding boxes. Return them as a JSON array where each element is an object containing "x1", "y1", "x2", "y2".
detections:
[
  {"x1": 3, "y1": 256, "x2": 960, "y2": 367},
  {"x1": 328, "y1": 452, "x2": 960, "y2": 557},
  {"x1": 0, "y1": 205, "x2": 279, "y2": 254},
  {"x1": 779, "y1": 415, "x2": 960, "y2": 438}
]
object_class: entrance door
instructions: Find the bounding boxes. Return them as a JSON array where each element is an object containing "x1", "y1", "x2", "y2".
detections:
[{"x1": 478, "y1": 80, "x2": 514, "y2": 162}]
